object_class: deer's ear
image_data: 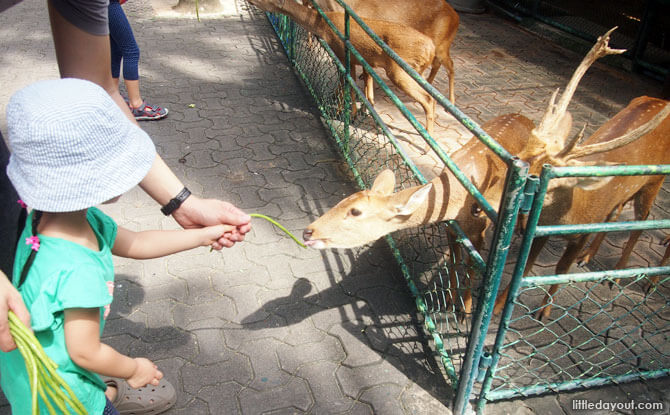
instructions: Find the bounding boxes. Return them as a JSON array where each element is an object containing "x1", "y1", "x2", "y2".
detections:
[
  {"x1": 370, "y1": 169, "x2": 396, "y2": 196},
  {"x1": 393, "y1": 183, "x2": 432, "y2": 216}
]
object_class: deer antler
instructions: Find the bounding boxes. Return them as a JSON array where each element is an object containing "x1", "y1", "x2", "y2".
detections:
[
  {"x1": 560, "y1": 102, "x2": 670, "y2": 161},
  {"x1": 530, "y1": 27, "x2": 626, "y2": 156},
  {"x1": 553, "y1": 123, "x2": 587, "y2": 159}
]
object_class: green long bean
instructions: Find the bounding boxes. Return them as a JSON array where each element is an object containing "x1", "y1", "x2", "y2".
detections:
[
  {"x1": 250, "y1": 213, "x2": 307, "y2": 248},
  {"x1": 211, "y1": 213, "x2": 307, "y2": 251},
  {"x1": 13, "y1": 334, "x2": 38, "y2": 415},
  {"x1": 9, "y1": 311, "x2": 87, "y2": 415}
]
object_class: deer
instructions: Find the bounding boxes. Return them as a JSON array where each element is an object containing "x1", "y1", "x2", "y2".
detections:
[
  {"x1": 248, "y1": 0, "x2": 437, "y2": 135},
  {"x1": 302, "y1": 0, "x2": 459, "y2": 105},
  {"x1": 646, "y1": 236, "x2": 670, "y2": 291},
  {"x1": 302, "y1": 27, "x2": 670, "y2": 321}
]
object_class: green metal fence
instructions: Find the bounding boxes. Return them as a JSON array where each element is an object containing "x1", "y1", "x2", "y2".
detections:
[
  {"x1": 478, "y1": 164, "x2": 670, "y2": 412},
  {"x1": 259, "y1": 1, "x2": 670, "y2": 413}
]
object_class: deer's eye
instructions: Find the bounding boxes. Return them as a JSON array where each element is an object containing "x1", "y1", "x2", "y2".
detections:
[
  {"x1": 471, "y1": 204, "x2": 482, "y2": 217},
  {"x1": 349, "y1": 208, "x2": 362, "y2": 217}
]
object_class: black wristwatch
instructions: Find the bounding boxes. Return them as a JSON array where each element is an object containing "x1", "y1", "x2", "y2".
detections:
[{"x1": 160, "y1": 187, "x2": 191, "y2": 216}]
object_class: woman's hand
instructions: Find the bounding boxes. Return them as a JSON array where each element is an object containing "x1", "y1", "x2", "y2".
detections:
[
  {"x1": 173, "y1": 196, "x2": 251, "y2": 250},
  {"x1": 0, "y1": 273, "x2": 31, "y2": 352}
]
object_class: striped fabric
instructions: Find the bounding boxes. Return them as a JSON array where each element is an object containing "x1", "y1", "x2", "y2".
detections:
[{"x1": 6, "y1": 78, "x2": 156, "y2": 212}]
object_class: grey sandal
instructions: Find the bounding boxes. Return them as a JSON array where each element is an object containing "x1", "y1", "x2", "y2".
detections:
[{"x1": 105, "y1": 377, "x2": 176, "y2": 415}]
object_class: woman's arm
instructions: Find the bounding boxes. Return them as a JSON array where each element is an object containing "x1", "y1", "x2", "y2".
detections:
[
  {"x1": 111, "y1": 224, "x2": 230, "y2": 259},
  {"x1": 47, "y1": 3, "x2": 251, "y2": 250},
  {"x1": 64, "y1": 308, "x2": 161, "y2": 388},
  {"x1": 139, "y1": 157, "x2": 252, "y2": 250}
]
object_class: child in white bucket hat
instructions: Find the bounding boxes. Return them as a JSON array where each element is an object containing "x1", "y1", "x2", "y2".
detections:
[{"x1": 1, "y1": 79, "x2": 228, "y2": 415}]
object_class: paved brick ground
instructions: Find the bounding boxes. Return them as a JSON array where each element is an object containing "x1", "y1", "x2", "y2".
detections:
[{"x1": 0, "y1": 0, "x2": 668, "y2": 414}]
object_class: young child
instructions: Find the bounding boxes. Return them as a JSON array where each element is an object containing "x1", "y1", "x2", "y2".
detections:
[{"x1": 0, "y1": 78, "x2": 228, "y2": 414}]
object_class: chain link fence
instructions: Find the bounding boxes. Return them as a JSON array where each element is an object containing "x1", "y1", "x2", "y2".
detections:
[{"x1": 260, "y1": 3, "x2": 670, "y2": 414}]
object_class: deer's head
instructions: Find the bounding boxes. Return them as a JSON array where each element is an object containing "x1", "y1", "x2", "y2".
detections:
[{"x1": 303, "y1": 170, "x2": 432, "y2": 248}]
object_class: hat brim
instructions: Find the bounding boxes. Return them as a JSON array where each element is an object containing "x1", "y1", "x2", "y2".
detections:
[{"x1": 9, "y1": 123, "x2": 156, "y2": 212}]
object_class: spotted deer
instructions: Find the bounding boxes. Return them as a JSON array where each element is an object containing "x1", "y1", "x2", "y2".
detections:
[
  {"x1": 302, "y1": 28, "x2": 670, "y2": 320},
  {"x1": 304, "y1": 0, "x2": 459, "y2": 105},
  {"x1": 249, "y1": 0, "x2": 437, "y2": 134}
]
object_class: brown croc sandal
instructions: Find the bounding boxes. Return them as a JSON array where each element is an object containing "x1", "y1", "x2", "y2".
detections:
[{"x1": 105, "y1": 377, "x2": 176, "y2": 414}]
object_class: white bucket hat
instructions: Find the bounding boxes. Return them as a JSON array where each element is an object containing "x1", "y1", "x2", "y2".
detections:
[{"x1": 6, "y1": 78, "x2": 156, "y2": 212}]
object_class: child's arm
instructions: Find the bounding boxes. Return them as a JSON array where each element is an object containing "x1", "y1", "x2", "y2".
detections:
[
  {"x1": 112, "y1": 224, "x2": 232, "y2": 259},
  {"x1": 64, "y1": 308, "x2": 162, "y2": 388}
]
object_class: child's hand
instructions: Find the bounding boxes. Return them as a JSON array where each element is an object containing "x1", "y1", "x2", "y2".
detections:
[
  {"x1": 127, "y1": 357, "x2": 163, "y2": 388},
  {"x1": 202, "y1": 224, "x2": 235, "y2": 247},
  {"x1": 173, "y1": 196, "x2": 252, "y2": 249}
]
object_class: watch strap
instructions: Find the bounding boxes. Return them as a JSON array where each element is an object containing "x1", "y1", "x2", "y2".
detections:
[{"x1": 160, "y1": 187, "x2": 191, "y2": 216}]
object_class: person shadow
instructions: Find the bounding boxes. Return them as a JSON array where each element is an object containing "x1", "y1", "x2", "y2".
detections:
[
  {"x1": 240, "y1": 236, "x2": 456, "y2": 408},
  {"x1": 101, "y1": 273, "x2": 193, "y2": 359}
]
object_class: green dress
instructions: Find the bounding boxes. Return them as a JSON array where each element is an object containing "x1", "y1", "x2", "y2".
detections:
[{"x1": 0, "y1": 207, "x2": 117, "y2": 415}]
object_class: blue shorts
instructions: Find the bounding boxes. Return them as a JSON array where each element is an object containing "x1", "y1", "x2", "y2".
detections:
[{"x1": 103, "y1": 397, "x2": 120, "y2": 415}]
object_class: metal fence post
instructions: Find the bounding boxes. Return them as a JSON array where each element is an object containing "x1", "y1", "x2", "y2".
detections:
[
  {"x1": 475, "y1": 167, "x2": 547, "y2": 413},
  {"x1": 453, "y1": 158, "x2": 528, "y2": 415}
]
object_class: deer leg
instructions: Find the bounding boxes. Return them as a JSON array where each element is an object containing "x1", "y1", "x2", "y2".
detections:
[
  {"x1": 448, "y1": 63, "x2": 455, "y2": 104},
  {"x1": 647, "y1": 242, "x2": 670, "y2": 293},
  {"x1": 387, "y1": 63, "x2": 435, "y2": 135},
  {"x1": 449, "y1": 251, "x2": 461, "y2": 308},
  {"x1": 426, "y1": 57, "x2": 441, "y2": 85},
  {"x1": 363, "y1": 70, "x2": 375, "y2": 107},
  {"x1": 576, "y1": 233, "x2": 607, "y2": 267},
  {"x1": 459, "y1": 229, "x2": 485, "y2": 320},
  {"x1": 440, "y1": 228, "x2": 462, "y2": 311},
  {"x1": 612, "y1": 178, "x2": 664, "y2": 286},
  {"x1": 577, "y1": 203, "x2": 625, "y2": 266},
  {"x1": 444, "y1": 55, "x2": 455, "y2": 104},
  {"x1": 537, "y1": 235, "x2": 590, "y2": 321},
  {"x1": 659, "y1": 240, "x2": 670, "y2": 267},
  {"x1": 335, "y1": 64, "x2": 358, "y2": 119},
  {"x1": 431, "y1": 44, "x2": 456, "y2": 103},
  {"x1": 493, "y1": 236, "x2": 549, "y2": 315},
  {"x1": 449, "y1": 238, "x2": 466, "y2": 317},
  {"x1": 649, "y1": 239, "x2": 670, "y2": 290},
  {"x1": 350, "y1": 64, "x2": 358, "y2": 119}
]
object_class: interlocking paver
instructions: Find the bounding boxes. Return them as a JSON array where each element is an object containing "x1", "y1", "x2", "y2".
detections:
[
  {"x1": 238, "y1": 376, "x2": 313, "y2": 413},
  {"x1": 1, "y1": 0, "x2": 669, "y2": 414}
]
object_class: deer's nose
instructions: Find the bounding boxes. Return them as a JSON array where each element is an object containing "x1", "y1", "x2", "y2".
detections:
[{"x1": 303, "y1": 229, "x2": 313, "y2": 241}]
